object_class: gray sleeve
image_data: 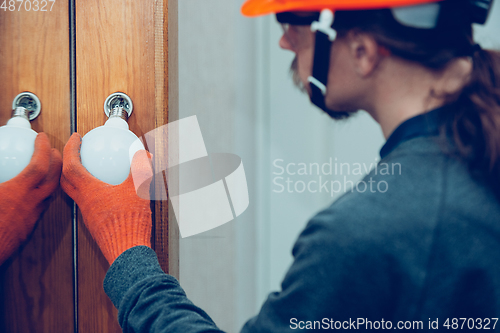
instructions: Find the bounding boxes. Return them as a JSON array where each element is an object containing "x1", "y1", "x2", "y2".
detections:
[{"x1": 104, "y1": 246, "x2": 224, "y2": 333}]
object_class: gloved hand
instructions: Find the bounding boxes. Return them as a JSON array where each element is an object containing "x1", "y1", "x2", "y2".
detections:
[
  {"x1": 60, "y1": 133, "x2": 153, "y2": 264},
  {"x1": 0, "y1": 133, "x2": 62, "y2": 265}
]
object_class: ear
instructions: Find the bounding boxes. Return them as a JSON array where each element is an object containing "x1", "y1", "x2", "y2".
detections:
[{"x1": 346, "y1": 30, "x2": 382, "y2": 77}]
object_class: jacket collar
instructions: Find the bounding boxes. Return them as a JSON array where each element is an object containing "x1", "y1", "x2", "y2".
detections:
[{"x1": 380, "y1": 104, "x2": 451, "y2": 159}]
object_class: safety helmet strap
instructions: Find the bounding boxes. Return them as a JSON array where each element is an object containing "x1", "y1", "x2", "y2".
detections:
[{"x1": 308, "y1": 9, "x2": 339, "y2": 114}]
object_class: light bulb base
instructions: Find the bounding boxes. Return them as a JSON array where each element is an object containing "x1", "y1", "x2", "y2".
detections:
[
  {"x1": 109, "y1": 106, "x2": 129, "y2": 122},
  {"x1": 11, "y1": 107, "x2": 30, "y2": 121}
]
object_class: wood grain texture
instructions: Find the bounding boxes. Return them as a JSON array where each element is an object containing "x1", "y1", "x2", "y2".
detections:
[
  {"x1": 75, "y1": 0, "x2": 176, "y2": 331},
  {"x1": 0, "y1": 2, "x2": 74, "y2": 333},
  {"x1": 152, "y1": 0, "x2": 179, "y2": 278}
]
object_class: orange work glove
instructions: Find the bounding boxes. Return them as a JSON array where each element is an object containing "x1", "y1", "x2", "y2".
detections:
[
  {"x1": 0, "y1": 133, "x2": 62, "y2": 265},
  {"x1": 60, "y1": 133, "x2": 153, "y2": 265}
]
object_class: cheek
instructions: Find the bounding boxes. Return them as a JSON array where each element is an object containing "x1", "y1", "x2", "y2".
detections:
[
  {"x1": 326, "y1": 69, "x2": 356, "y2": 108},
  {"x1": 325, "y1": 47, "x2": 360, "y2": 109},
  {"x1": 297, "y1": 49, "x2": 314, "y2": 84}
]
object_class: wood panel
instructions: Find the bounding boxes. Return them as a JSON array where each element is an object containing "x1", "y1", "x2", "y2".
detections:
[
  {"x1": 0, "y1": 2, "x2": 74, "y2": 333},
  {"x1": 75, "y1": 0, "x2": 177, "y2": 331},
  {"x1": 154, "y1": 0, "x2": 179, "y2": 279}
]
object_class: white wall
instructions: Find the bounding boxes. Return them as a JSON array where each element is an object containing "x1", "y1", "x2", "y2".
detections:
[
  {"x1": 178, "y1": 1, "x2": 257, "y2": 332},
  {"x1": 177, "y1": 1, "x2": 500, "y2": 332}
]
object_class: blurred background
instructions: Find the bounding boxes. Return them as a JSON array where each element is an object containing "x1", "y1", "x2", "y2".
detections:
[{"x1": 177, "y1": 1, "x2": 500, "y2": 331}]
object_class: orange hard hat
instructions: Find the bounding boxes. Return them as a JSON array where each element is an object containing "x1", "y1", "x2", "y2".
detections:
[{"x1": 241, "y1": 0, "x2": 443, "y2": 17}]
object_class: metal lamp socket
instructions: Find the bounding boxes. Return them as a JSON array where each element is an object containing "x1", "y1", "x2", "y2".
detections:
[
  {"x1": 11, "y1": 92, "x2": 41, "y2": 121},
  {"x1": 104, "y1": 92, "x2": 133, "y2": 122}
]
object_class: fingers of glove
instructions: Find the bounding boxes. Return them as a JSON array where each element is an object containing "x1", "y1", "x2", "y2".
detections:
[
  {"x1": 62, "y1": 132, "x2": 83, "y2": 174},
  {"x1": 129, "y1": 150, "x2": 154, "y2": 200},
  {"x1": 61, "y1": 133, "x2": 99, "y2": 198},
  {"x1": 36, "y1": 148, "x2": 63, "y2": 197},
  {"x1": 12, "y1": 133, "x2": 52, "y2": 189}
]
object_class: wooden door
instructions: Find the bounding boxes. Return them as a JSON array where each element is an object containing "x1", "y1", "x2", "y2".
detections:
[
  {"x1": 0, "y1": 0, "x2": 178, "y2": 332},
  {"x1": 75, "y1": 0, "x2": 178, "y2": 331}
]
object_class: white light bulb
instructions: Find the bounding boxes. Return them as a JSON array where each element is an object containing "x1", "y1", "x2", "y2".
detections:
[
  {"x1": 80, "y1": 113, "x2": 144, "y2": 185},
  {"x1": 0, "y1": 111, "x2": 38, "y2": 183}
]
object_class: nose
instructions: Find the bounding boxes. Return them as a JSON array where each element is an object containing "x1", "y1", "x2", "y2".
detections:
[{"x1": 279, "y1": 34, "x2": 294, "y2": 51}]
